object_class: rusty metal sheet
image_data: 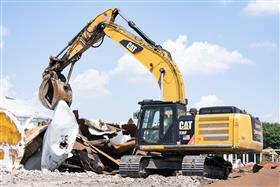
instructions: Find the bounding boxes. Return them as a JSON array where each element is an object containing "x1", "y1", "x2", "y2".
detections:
[
  {"x1": 110, "y1": 140, "x2": 135, "y2": 154},
  {"x1": 106, "y1": 118, "x2": 137, "y2": 137},
  {"x1": 24, "y1": 124, "x2": 48, "y2": 146},
  {"x1": 77, "y1": 135, "x2": 120, "y2": 166},
  {"x1": 79, "y1": 150, "x2": 104, "y2": 173},
  {"x1": 21, "y1": 108, "x2": 138, "y2": 174}
]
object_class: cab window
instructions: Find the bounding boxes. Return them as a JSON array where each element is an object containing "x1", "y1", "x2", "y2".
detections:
[
  {"x1": 178, "y1": 108, "x2": 186, "y2": 119},
  {"x1": 142, "y1": 108, "x2": 160, "y2": 144},
  {"x1": 163, "y1": 107, "x2": 173, "y2": 134}
]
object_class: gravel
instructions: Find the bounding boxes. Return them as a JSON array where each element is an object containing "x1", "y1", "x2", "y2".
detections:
[{"x1": 0, "y1": 168, "x2": 218, "y2": 187}]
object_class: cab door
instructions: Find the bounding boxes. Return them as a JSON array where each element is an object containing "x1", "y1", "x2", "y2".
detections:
[
  {"x1": 138, "y1": 105, "x2": 176, "y2": 145},
  {"x1": 160, "y1": 106, "x2": 176, "y2": 145},
  {"x1": 139, "y1": 107, "x2": 161, "y2": 144}
]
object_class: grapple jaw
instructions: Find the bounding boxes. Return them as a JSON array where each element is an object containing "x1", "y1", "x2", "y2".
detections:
[{"x1": 39, "y1": 73, "x2": 72, "y2": 110}]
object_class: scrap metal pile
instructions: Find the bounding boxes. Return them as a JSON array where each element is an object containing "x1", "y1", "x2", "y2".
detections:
[{"x1": 20, "y1": 101, "x2": 137, "y2": 174}]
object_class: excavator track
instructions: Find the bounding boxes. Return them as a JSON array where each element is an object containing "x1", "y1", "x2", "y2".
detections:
[
  {"x1": 119, "y1": 155, "x2": 149, "y2": 178},
  {"x1": 182, "y1": 155, "x2": 232, "y2": 179},
  {"x1": 204, "y1": 155, "x2": 232, "y2": 179},
  {"x1": 182, "y1": 155, "x2": 206, "y2": 176}
]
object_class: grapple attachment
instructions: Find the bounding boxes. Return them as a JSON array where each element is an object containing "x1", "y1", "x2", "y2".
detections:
[{"x1": 39, "y1": 76, "x2": 72, "y2": 110}]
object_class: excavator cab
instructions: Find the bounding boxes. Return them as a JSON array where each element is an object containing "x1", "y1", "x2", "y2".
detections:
[
  {"x1": 136, "y1": 100, "x2": 193, "y2": 147},
  {"x1": 137, "y1": 100, "x2": 180, "y2": 146}
]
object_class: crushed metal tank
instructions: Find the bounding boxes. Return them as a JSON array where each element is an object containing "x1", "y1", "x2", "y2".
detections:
[{"x1": 41, "y1": 100, "x2": 79, "y2": 170}]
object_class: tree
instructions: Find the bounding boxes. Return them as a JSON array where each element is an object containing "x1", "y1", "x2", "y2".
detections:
[{"x1": 262, "y1": 122, "x2": 280, "y2": 149}]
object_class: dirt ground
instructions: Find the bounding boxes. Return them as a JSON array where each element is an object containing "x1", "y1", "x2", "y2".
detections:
[
  {"x1": 203, "y1": 169, "x2": 280, "y2": 187},
  {"x1": 204, "y1": 161, "x2": 280, "y2": 187},
  {"x1": 0, "y1": 169, "x2": 218, "y2": 187},
  {"x1": 1, "y1": 162, "x2": 279, "y2": 187}
]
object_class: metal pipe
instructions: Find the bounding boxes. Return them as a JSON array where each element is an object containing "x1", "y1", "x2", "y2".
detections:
[
  {"x1": 160, "y1": 68, "x2": 165, "y2": 101},
  {"x1": 56, "y1": 23, "x2": 89, "y2": 58},
  {"x1": 56, "y1": 45, "x2": 69, "y2": 58},
  {"x1": 65, "y1": 62, "x2": 75, "y2": 87},
  {"x1": 128, "y1": 21, "x2": 156, "y2": 46}
]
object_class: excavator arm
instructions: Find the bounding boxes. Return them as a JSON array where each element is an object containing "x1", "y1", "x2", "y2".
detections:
[
  {"x1": 42, "y1": 8, "x2": 118, "y2": 76},
  {"x1": 103, "y1": 23, "x2": 186, "y2": 104},
  {"x1": 39, "y1": 8, "x2": 186, "y2": 110}
]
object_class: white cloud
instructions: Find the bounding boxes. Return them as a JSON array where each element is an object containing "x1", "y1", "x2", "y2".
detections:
[
  {"x1": 1, "y1": 96, "x2": 52, "y2": 118},
  {"x1": 0, "y1": 75, "x2": 15, "y2": 98},
  {"x1": 243, "y1": 0, "x2": 280, "y2": 16},
  {"x1": 249, "y1": 41, "x2": 277, "y2": 48},
  {"x1": 0, "y1": 76, "x2": 52, "y2": 117},
  {"x1": 192, "y1": 95, "x2": 224, "y2": 109},
  {"x1": 71, "y1": 68, "x2": 109, "y2": 96},
  {"x1": 110, "y1": 53, "x2": 152, "y2": 82},
  {"x1": 162, "y1": 35, "x2": 251, "y2": 75},
  {"x1": 110, "y1": 35, "x2": 250, "y2": 80},
  {"x1": 0, "y1": 25, "x2": 8, "y2": 48}
]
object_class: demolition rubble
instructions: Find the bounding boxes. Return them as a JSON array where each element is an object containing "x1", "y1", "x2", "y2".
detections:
[
  {"x1": 21, "y1": 101, "x2": 137, "y2": 173},
  {"x1": 1, "y1": 102, "x2": 279, "y2": 187},
  {"x1": 0, "y1": 102, "x2": 218, "y2": 187}
]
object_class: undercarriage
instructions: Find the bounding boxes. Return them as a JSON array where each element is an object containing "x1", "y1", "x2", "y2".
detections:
[{"x1": 119, "y1": 155, "x2": 232, "y2": 179}]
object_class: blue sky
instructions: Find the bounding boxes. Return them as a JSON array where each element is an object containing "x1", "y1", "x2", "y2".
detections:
[{"x1": 0, "y1": 1, "x2": 279, "y2": 123}]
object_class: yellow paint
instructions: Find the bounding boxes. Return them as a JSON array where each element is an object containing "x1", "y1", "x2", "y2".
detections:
[
  {"x1": 194, "y1": 113, "x2": 262, "y2": 152},
  {"x1": 0, "y1": 111, "x2": 21, "y2": 146},
  {"x1": 58, "y1": 8, "x2": 186, "y2": 104},
  {"x1": 66, "y1": 9, "x2": 117, "y2": 61},
  {"x1": 140, "y1": 145, "x2": 165, "y2": 151},
  {"x1": 195, "y1": 114, "x2": 233, "y2": 145},
  {"x1": 104, "y1": 24, "x2": 186, "y2": 104},
  {"x1": 0, "y1": 109, "x2": 21, "y2": 169},
  {"x1": 233, "y1": 114, "x2": 263, "y2": 151}
]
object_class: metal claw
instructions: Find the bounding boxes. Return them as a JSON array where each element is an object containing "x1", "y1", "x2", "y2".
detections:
[{"x1": 39, "y1": 73, "x2": 72, "y2": 110}]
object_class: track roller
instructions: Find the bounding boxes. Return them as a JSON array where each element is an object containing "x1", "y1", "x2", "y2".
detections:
[
  {"x1": 119, "y1": 155, "x2": 149, "y2": 178},
  {"x1": 182, "y1": 155, "x2": 206, "y2": 176},
  {"x1": 182, "y1": 155, "x2": 232, "y2": 179}
]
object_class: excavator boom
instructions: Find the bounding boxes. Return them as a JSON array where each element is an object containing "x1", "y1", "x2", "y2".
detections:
[{"x1": 39, "y1": 8, "x2": 186, "y2": 110}]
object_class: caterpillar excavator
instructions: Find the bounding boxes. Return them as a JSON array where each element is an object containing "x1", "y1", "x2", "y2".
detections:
[{"x1": 39, "y1": 8, "x2": 263, "y2": 179}]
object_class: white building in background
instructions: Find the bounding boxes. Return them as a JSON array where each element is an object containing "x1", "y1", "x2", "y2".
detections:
[
  {"x1": 224, "y1": 153, "x2": 259, "y2": 164},
  {"x1": 0, "y1": 96, "x2": 52, "y2": 130},
  {"x1": 16, "y1": 115, "x2": 51, "y2": 129}
]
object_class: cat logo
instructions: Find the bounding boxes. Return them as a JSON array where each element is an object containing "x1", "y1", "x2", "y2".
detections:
[
  {"x1": 120, "y1": 40, "x2": 143, "y2": 54},
  {"x1": 126, "y1": 42, "x2": 137, "y2": 53},
  {"x1": 179, "y1": 121, "x2": 192, "y2": 130}
]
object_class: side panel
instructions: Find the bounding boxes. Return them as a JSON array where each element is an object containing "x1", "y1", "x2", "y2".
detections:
[
  {"x1": 177, "y1": 116, "x2": 195, "y2": 145},
  {"x1": 194, "y1": 114, "x2": 234, "y2": 147},
  {"x1": 234, "y1": 114, "x2": 263, "y2": 152}
]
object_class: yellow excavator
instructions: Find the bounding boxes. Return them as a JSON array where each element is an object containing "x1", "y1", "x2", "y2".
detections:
[{"x1": 39, "y1": 8, "x2": 263, "y2": 179}]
